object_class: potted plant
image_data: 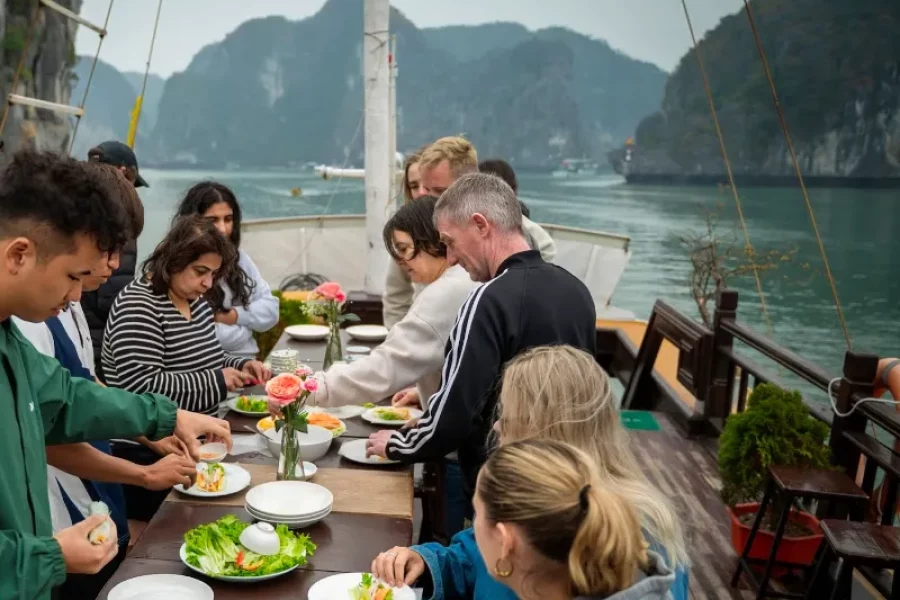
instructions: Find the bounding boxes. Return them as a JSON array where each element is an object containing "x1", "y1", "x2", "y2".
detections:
[{"x1": 718, "y1": 383, "x2": 832, "y2": 569}]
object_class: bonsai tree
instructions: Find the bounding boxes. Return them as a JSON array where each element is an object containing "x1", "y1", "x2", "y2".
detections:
[{"x1": 718, "y1": 383, "x2": 833, "y2": 530}]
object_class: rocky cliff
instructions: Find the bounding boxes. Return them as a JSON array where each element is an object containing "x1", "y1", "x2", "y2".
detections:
[
  {"x1": 616, "y1": 0, "x2": 900, "y2": 180},
  {"x1": 147, "y1": 0, "x2": 666, "y2": 169},
  {"x1": 0, "y1": 0, "x2": 81, "y2": 160}
]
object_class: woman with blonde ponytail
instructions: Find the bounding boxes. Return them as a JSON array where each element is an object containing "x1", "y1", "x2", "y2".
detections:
[
  {"x1": 472, "y1": 440, "x2": 675, "y2": 600},
  {"x1": 372, "y1": 345, "x2": 688, "y2": 600}
]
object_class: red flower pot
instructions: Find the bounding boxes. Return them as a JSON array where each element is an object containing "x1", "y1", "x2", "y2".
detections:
[{"x1": 728, "y1": 502, "x2": 823, "y2": 576}]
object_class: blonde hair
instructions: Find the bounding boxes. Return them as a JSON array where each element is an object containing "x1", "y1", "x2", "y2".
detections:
[
  {"x1": 496, "y1": 345, "x2": 688, "y2": 567},
  {"x1": 479, "y1": 439, "x2": 649, "y2": 597},
  {"x1": 419, "y1": 136, "x2": 478, "y2": 178}
]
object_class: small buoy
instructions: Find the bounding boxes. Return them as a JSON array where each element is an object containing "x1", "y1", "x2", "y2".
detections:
[{"x1": 291, "y1": 187, "x2": 303, "y2": 197}]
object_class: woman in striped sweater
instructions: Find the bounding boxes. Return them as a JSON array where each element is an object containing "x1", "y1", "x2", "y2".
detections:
[{"x1": 102, "y1": 215, "x2": 270, "y2": 415}]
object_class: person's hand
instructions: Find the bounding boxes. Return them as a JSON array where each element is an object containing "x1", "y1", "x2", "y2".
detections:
[
  {"x1": 54, "y1": 514, "x2": 119, "y2": 574},
  {"x1": 214, "y1": 309, "x2": 239, "y2": 325},
  {"x1": 366, "y1": 430, "x2": 394, "y2": 458},
  {"x1": 140, "y1": 452, "x2": 198, "y2": 491},
  {"x1": 173, "y1": 410, "x2": 232, "y2": 461},
  {"x1": 242, "y1": 360, "x2": 271, "y2": 384},
  {"x1": 222, "y1": 367, "x2": 250, "y2": 391},
  {"x1": 144, "y1": 435, "x2": 190, "y2": 458},
  {"x1": 391, "y1": 387, "x2": 421, "y2": 409},
  {"x1": 267, "y1": 398, "x2": 284, "y2": 419},
  {"x1": 372, "y1": 546, "x2": 425, "y2": 587}
]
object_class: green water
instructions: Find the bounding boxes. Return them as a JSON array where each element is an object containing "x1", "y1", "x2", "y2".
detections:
[{"x1": 138, "y1": 168, "x2": 897, "y2": 386}]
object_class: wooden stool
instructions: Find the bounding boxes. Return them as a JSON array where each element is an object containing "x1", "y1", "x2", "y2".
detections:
[
  {"x1": 731, "y1": 465, "x2": 869, "y2": 599},
  {"x1": 805, "y1": 520, "x2": 900, "y2": 600}
]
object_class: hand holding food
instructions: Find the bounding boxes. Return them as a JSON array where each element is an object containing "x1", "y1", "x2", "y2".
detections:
[
  {"x1": 242, "y1": 360, "x2": 272, "y2": 384},
  {"x1": 391, "y1": 388, "x2": 421, "y2": 409},
  {"x1": 223, "y1": 367, "x2": 250, "y2": 391},
  {"x1": 354, "y1": 570, "x2": 414, "y2": 599},
  {"x1": 141, "y1": 452, "x2": 198, "y2": 491},
  {"x1": 174, "y1": 409, "x2": 232, "y2": 461},
  {"x1": 55, "y1": 513, "x2": 119, "y2": 574},
  {"x1": 372, "y1": 546, "x2": 425, "y2": 588}
]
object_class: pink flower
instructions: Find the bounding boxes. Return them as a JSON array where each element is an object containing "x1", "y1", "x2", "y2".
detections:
[
  {"x1": 302, "y1": 377, "x2": 319, "y2": 393},
  {"x1": 314, "y1": 281, "x2": 344, "y2": 301},
  {"x1": 294, "y1": 365, "x2": 312, "y2": 379},
  {"x1": 334, "y1": 291, "x2": 347, "y2": 304},
  {"x1": 266, "y1": 373, "x2": 303, "y2": 405}
]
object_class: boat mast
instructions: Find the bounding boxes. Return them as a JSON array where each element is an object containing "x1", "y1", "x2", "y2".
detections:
[{"x1": 362, "y1": 0, "x2": 391, "y2": 295}]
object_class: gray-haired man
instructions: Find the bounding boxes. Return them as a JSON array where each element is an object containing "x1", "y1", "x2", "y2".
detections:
[{"x1": 366, "y1": 172, "x2": 597, "y2": 523}]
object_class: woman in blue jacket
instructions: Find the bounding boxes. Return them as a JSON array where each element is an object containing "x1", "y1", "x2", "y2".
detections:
[{"x1": 371, "y1": 345, "x2": 689, "y2": 600}]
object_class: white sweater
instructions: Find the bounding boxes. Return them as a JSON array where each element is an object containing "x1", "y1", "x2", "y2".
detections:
[
  {"x1": 381, "y1": 216, "x2": 556, "y2": 329},
  {"x1": 215, "y1": 249, "x2": 280, "y2": 359},
  {"x1": 312, "y1": 265, "x2": 477, "y2": 407}
]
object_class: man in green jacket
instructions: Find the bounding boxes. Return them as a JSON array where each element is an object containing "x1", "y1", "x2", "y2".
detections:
[{"x1": 0, "y1": 150, "x2": 232, "y2": 599}]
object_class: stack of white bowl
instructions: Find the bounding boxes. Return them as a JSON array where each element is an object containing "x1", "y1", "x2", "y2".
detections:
[
  {"x1": 269, "y1": 349, "x2": 299, "y2": 375},
  {"x1": 245, "y1": 481, "x2": 333, "y2": 528}
]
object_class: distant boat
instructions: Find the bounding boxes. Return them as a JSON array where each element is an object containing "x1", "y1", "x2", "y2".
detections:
[{"x1": 551, "y1": 158, "x2": 599, "y2": 178}]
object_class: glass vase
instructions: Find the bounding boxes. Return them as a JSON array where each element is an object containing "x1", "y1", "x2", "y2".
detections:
[
  {"x1": 277, "y1": 423, "x2": 303, "y2": 481},
  {"x1": 323, "y1": 319, "x2": 342, "y2": 370}
]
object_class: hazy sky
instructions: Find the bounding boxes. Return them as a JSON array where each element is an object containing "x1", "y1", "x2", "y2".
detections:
[{"x1": 74, "y1": 0, "x2": 742, "y2": 78}]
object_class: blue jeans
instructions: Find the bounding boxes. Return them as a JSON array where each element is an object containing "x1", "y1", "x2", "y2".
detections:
[{"x1": 443, "y1": 461, "x2": 468, "y2": 538}]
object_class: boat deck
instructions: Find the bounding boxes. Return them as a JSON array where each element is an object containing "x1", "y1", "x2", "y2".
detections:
[
  {"x1": 633, "y1": 412, "x2": 752, "y2": 599},
  {"x1": 638, "y1": 413, "x2": 883, "y2": 600}
]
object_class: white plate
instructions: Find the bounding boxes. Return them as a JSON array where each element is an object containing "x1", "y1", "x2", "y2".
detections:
[
  {"x1": 247, "y1": 505, "x2": 332, "y2": 528},
  {"x1": 227, "y1": 395, "x2": 270, "y2": 417},
  {"x1": 361, "y1": 407, "x2": 423, "y2": 426},
  {"x1": 174, "y1": 463, "x2": 251, "y2": 498},
  {"x1": 346, "y1": 345, "x2": 371, "y2": 354},
  {"x1": 108, "y1": 574, "x2": 213, "y2": 600},
  {"x1": 179, "y1": 543, "x2": 300, "y2": 582},
  {"x1": 307, "y1": 572, "x2": 416, "y2": 600},
  {"x1": 246, "y1": 481, "x2": 333, "y2": 518},
  {"x1": 345, "y1": 325, "x2": 389, "y2": 342},
  {"x1": 309, "y1": 405, "x2": 367, "y2": 419},
  {"x1": 338, "y1": 438, "x2": 400, "y2": 465},
  {"x1": 285, "y1": 324, "x2": 330, "y2": 341}
]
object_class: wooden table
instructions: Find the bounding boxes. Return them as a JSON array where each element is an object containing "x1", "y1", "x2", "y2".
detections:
[{"x1": 99, "y1": 329, "x2": 414, "y2": 599}]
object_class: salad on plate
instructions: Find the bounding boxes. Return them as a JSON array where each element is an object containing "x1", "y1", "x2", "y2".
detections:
[
  {"x1": 351, "y1": 573, "x2": 397, "y2": 600},
  {"x1": 183, "y1": 515, "x2": 315, "y2": 578},
  {"x1": 236, "y1": 395, "x2": 268, "y2": 413}
]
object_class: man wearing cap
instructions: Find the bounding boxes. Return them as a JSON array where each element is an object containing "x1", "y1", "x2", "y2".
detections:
[{"x1": 82, "y1": 141, "x2": 148, "y2": 381}]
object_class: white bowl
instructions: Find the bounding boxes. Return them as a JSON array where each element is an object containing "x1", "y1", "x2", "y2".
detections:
[
  {"x1": 284, "y1": 324, "x2": 330, "y2": 341},
  {"x1": 245, "y1": 481, "x2": 333, "y2": 518},
  {"x1": 263, "y1": 424, "x2": 333, "y2": 462},
  {"x1": 197, "y1": 442, "x2": 227, "y2": 462},
  {"x1": 345, "y1": 325, "x2": 388, "y2": 342},
  {"x1": 108, "y1": 574, "x2": 213, "y2": 600},
  {"x1": 239, "y1": 522, "x2": 280, "y2": 555}
]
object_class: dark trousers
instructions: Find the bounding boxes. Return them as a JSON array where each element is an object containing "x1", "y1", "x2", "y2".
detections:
[
  {"x1": 52, "y1": 543, "x2": 126, "y2": 600},
  {"x1": 444, "y1": 461, "x2": 469, "y2": 538},
  {"x1": 109, "y1": 442, "x2": 168, "y2": 522}
]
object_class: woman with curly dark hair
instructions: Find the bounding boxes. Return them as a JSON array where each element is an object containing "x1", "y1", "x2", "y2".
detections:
[{"x1": 174, "y1": 181, "x2": 279, "y2": 360}]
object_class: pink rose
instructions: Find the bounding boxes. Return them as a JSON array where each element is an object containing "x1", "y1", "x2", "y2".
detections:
[
  {"x1": 294, "y1": 365, "x2": 312, "y2": 379},
  {"x1": 314, "y1": 281, "x2": 344, "y2": 301},
  {"x1": 334, "y1": 291, "x2": 347, "y2": 304},
  {"x1": 302, "y1": 377, "x2": 319, "y2": 393},
  {"x1": 266, "y1": 373, "x2": 303, "y2": 405}
]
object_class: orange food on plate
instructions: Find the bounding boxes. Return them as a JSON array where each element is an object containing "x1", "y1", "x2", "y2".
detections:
[
  {"x1": 257, "y1": 417, "x2": 275, "y2": 431},
  {"x1": 307, "y1": 412, "x2": 343, "y2": 431}
]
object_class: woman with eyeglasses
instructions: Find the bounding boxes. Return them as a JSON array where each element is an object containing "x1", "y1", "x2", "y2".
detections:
[{"x1": 301, "y1": 194, "x2": 477, "y2": 409}]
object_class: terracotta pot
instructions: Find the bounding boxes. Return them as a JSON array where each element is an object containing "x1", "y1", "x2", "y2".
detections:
[{"x1": 728, "y1": 502, "x2": 823, "y2": 575}]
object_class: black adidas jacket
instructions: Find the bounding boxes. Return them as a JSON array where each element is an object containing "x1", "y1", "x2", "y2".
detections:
[{"x1": 385, "y1": 250, "x2": 597, "y2": 506}]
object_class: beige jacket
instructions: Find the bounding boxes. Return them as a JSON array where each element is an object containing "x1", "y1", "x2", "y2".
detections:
[
  {"x1": 313, "y1": 265, "x2": 478, "y2": 407},
  {"x1": 381, "y1": 217, "x2": 556, "y2": 328}
]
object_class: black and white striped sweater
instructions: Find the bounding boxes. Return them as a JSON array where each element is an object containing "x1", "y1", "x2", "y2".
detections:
[{"x1": 101, "y1": 278, "x2": 248, "y2": 414}]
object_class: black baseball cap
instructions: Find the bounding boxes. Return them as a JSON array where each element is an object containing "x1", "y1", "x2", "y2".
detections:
[{"x1": 90, "y1": 140, "x2": 149, "y2": 188}]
